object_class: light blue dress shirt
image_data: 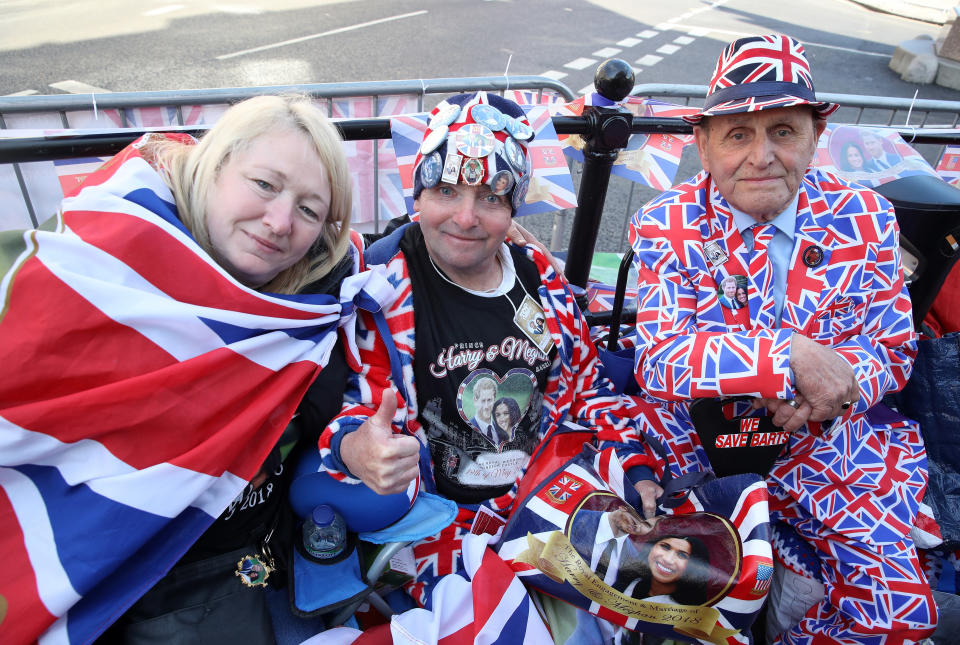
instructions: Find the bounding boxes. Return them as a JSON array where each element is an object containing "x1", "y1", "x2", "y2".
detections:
[{"x1": 730, "y1": 193, "x2": 800, "y2": 327}]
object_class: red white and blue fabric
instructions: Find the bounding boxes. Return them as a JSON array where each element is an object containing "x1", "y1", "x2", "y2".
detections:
[
  {"x1": 0, "y1": 135, "x2": 395, "y2": 645},
  {"x1": 936, "y1": 144, "x2": 960, "y2": 187},
  {"x1": 301, "y1": 533, "x2": 552, "y2": 645},
  {"x1": 553, "y1": 96, "x2": 695, "y2": 191},
  {"x1": 332, "y1": 94, "x2": 420, "y2": 224},
  {"x1": 684, "y1": 34, "x2": 838, "y2": 124},
  {"x1": 629, "y1": 167, "x2": 936, "y2": 643}
]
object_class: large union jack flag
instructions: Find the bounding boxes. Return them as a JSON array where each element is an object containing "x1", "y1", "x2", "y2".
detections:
[{"x1": 0, "y1": 135, "x2": 392, "y2": 645}]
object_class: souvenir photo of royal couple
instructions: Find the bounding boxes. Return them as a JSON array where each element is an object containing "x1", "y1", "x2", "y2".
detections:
[
  {"x1": 459, "y1": 369, "x2": 536, "y2": 447},
  {"x1": 826, "y1": 125, "x2": 904, "y2": 174},
  {"x1": 563, "y1": 493, "x2": 740, "y2": 608},
  {"x1": 717, "y1": 275, "x2": 748, "y2": 311}
]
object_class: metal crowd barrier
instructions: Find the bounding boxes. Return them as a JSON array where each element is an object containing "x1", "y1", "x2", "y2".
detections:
[{"x1": 0, "y1": 75, "x2": 575, "y2": 232}]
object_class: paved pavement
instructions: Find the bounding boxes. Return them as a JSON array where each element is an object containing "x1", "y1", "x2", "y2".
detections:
[{"x1": 850, "y1": 0, "x2": 957, "y2": 24}]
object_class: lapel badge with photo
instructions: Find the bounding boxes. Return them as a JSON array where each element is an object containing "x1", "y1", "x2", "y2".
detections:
[{"x1": 515, "y1": 294, "x2": 551, "y2": 353}]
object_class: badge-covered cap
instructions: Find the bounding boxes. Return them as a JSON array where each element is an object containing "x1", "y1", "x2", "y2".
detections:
[{"x1": 413, "y1": 91, "x2": 534, "y2": 215}]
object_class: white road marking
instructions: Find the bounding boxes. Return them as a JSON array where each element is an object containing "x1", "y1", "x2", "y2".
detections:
[
  {"x1": 637, "y1": 30, "x2": 659, "y2": 38},
  {"x1": 540, "y1": 70, "x2": 568, "y2": 81},
  {"x1": 657, "y1": 44, "x2": 681, "y2": 55},
  {"x1": 49, "y1": 80, "x2": 112, "y2": 93},
  {"x1": 565, "y1": 57, "x2": 598, "y2": 71},
  {"x1": 666, "y1": 24, "x2": 891, "y2": 58},
  {"x1": 593, "y1": 47, "x2": 622, "y2": 58},
  {"x1": 7, "y1": 89, "x2": 39, "y2": 96},
  {"x1": 674, "y1": 36, "x2": 695, "y2": 45},
  {"x1": 142, "y1": 4, "x2": 184, "y2": 17},
  {"x1": 214, "y1": 4, "x2": 263, "y2": 14},
  {"x1": 617, "y1": 37, "x2": 642, "y2": 48},
  {"x1": 577, "y1": 83, "x2": 595, "y2": 96},
  {"x1": 216, "y1": 10, "x2": 428, "y2": 60},
  {"x1": 636, "y1": 54, "x2": 663, "y2": 67}
]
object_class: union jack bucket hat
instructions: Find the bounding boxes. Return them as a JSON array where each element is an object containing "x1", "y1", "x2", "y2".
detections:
[{"x1": 684, "y1": 34, "x2": 839, "y2": 124}]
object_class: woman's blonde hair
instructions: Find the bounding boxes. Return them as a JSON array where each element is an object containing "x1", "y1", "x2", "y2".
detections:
[{"x1": 157, "y1": 95, "x2": 352, "y2": 294}]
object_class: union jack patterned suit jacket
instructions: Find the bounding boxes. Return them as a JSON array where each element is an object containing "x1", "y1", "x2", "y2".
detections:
[
  {"x1": 629, "y1": 168, "x2": 926, "y2": 545},
  {"x1": 319, "y1": 231, "x2": 662, "y2": 513}
]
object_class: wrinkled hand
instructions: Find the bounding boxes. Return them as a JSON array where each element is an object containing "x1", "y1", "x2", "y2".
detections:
[
  {"x1": 340, "y1": 393, "x2": 421, "y2": 495},
  {"x1": 506, "y1": 221, "x2": 564, "y2": 276},
  {"x1": 789, "y1": 333, "x2": 860, "y2": 422},
  {"x1": 633, "y1": 480, "x2": 663, "y2": 519},
  {"x1": 752, "y1": 395, "x2": 811, "y2": 433}
]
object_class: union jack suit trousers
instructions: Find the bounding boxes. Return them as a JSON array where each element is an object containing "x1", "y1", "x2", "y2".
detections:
[{"x1": 629, "y1": 168, "x2": 936, "y2": 644}]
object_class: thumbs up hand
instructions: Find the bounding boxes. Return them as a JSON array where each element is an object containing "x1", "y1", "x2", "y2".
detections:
[{"x1": 340, "y1": 392, "x2": 421, "y2": 495}]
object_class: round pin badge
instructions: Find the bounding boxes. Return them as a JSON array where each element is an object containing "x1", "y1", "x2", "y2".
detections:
[
  {"x1": 512, "y1": 174, "x2": 529, "y2": 211},
  {"x1": 471, "y1": 104, "x2": 507, "y2": 131},
  {"x1": 420, "y1": 124, "x2": 448, "y2": 155},
  {"x1": 429, "y1": 103, "x2": 461, "y2": 130},
  {"x1": 506, "y1": 117, "x2": 534, "y2": 141},
  {"x1": 456, "y1": 123, "x2": 496, "y2": 158},
  {"x1": 504, "y1": 136, "x2": 526, "y2": 172},
  {"x1": 802, "y1": 245, "x2": 824, "y2": 268},
  {"x1": 461, "y1": 157, "x2": 485, "y2": 186},
  {"x1": 489, "y1": 169, "x2": 514, "y2": 196},
  {"x1": 419, "y1": 151, "x2": 442, "y2": 188}
]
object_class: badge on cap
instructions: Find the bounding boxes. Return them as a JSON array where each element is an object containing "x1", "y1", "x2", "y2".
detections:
[
  {"x1": 802, "y1": 245, "x2": 824, "y2": 268},
  {"x1": 420, "y1": 124, "x2": 448, "y2": 156},
  {"x1": 462, "y1": 157, "x2": 484, "y2": 186},
  {"x1": 471, "y1": 104, "x2": 507, "y2": 131},
  {"x1": 506, "y1": 117, "x2": 534, "y2": 141},
  {"x1": 489, "y1": 169, "x2": 514, "y2": 196},
  {"x1": 512, "y1": 174, "x2": 530, "y2": 211},
  {"x1": 441, "y1": 152, "x2": 463, "y2": 184},
  {"x1": 704, "y1": 240, "x2": 728, "y2": 267},
  {"x1": 420, "y1": 151, "x2": 442, "y2": 189},
  {"x1": 504, "y1": 136, "x2": 526, "y2": 173},
  {"x1": 429, "y1": 103, "x2": 461, "y2": 130},
  {"x1": 456, "y1": 124, "x2": 496, "y2": 158}
]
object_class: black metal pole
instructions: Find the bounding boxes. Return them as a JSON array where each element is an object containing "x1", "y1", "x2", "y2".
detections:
[{"x1": 562, "y1": 59, "x2": 636, "y2": 289}]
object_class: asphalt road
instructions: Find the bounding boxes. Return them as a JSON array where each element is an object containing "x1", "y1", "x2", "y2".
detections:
[{"x1": 2, "y1": 0, "x2": 957, "y2": 252}]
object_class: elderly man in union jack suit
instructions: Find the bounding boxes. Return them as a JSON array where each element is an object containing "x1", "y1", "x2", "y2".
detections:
[
  {"x1": 629, "y1": 34, "x2": 937, "y2": 643},
  {"x1": 316, "y1": 92, "x2": 667, "y2": 628}
]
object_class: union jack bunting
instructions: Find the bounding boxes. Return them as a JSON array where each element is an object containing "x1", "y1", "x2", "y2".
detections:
[
  {"x1": 813, "y1": 124, "x2": 940, "y2": 189},
  {"x1": 936, "y1": 144, "x2": 960, "y2": 187},
  {"x1": 0, "y1": 135, "x2": 394, "y2": 645},
  {"x1": 332, "y1": 94, "x2": 420, "y2": 224},
  {"x1": 555, "y1": 96, "x2": 695, "y2": 191}
]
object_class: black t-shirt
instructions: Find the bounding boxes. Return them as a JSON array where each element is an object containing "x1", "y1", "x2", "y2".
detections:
[{"x1": 401, "y1": 225, "x2": 554, "y2": 504}]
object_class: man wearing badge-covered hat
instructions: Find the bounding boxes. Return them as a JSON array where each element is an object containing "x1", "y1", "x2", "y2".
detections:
[
  {"x1": 628, "y1": 34, "x2": 935, "y2": 643},
  {"x1": 317, "y1": 91, "x2": 667, "y2": 617}
]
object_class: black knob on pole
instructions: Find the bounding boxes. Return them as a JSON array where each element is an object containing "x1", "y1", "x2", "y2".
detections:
[{"x1": 593, "y1": 58, "x2": 635, "y2": 102}]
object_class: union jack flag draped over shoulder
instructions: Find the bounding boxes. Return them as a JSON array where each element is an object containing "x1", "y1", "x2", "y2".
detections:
[{"x1": 0, "y1": 134, "x2": 394, "y2": 645}]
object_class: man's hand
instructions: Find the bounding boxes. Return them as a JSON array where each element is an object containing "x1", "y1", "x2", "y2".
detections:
[
  {"x1": 633, "y1": 480, "x2": 663, "y2": 519},
  {"x1": 506, "y1": 220, "x2": 564, "y2": 276},
  {"x1": 752, "y1": 395, "x2": 811, "y2": 433},
  {"x1": 339, "y1": 393, "x2": 421, "y2": 495},
  {"x1": 789, "y1": 333, "x2": 860, "y2": 422}
]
